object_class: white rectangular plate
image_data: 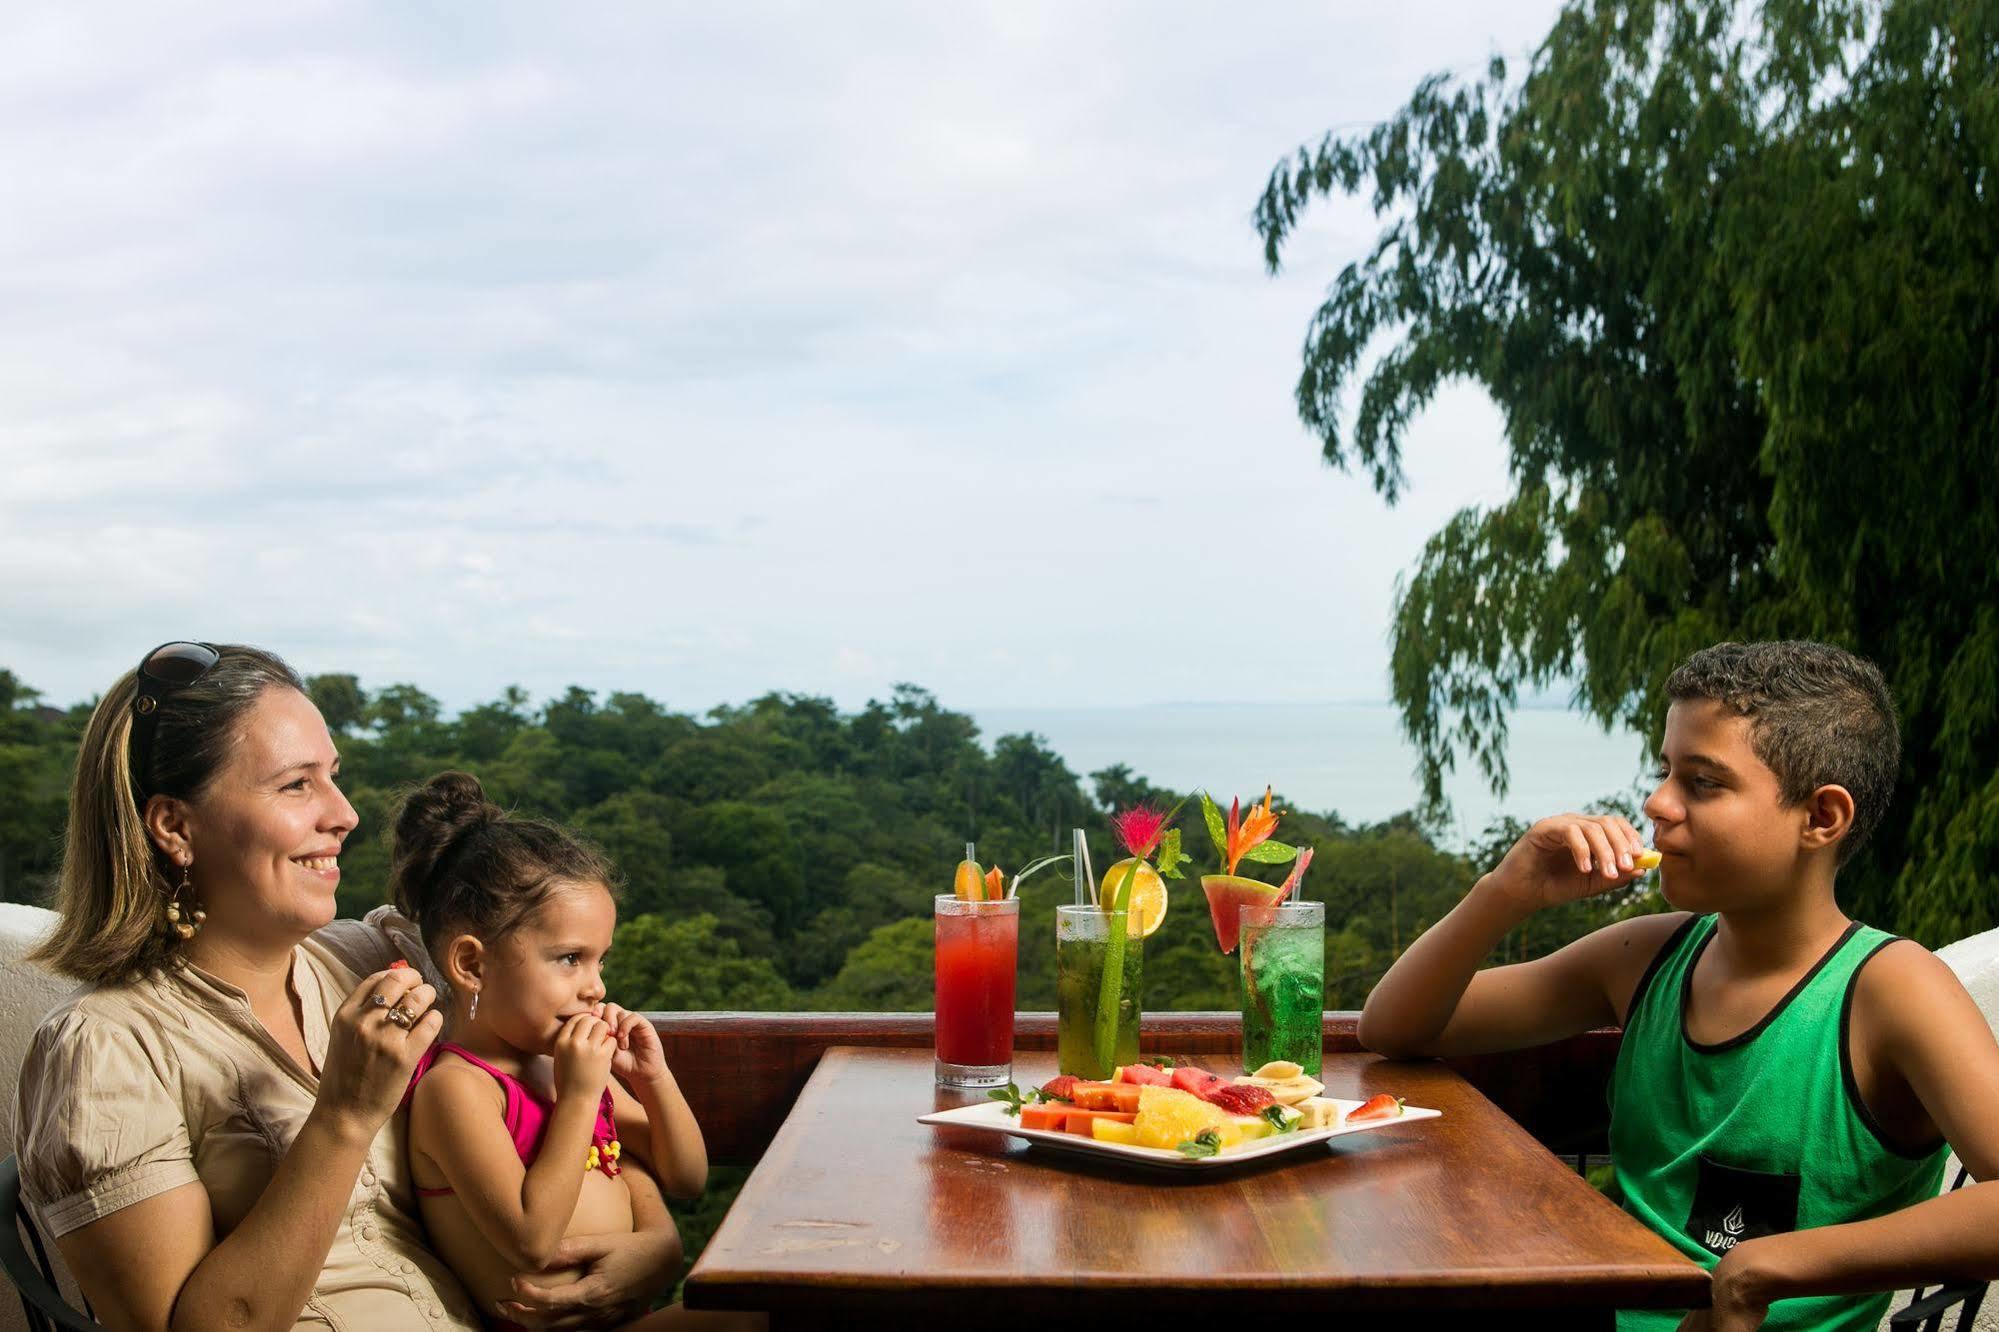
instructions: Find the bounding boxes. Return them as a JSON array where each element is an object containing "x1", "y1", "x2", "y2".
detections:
[{"x1": 917, "y1": 1096, "x2": 1441, "y2": 1172}]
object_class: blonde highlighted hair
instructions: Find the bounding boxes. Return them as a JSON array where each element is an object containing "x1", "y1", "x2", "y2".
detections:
[{"x1": 31, "y1": 644, "x2": 305, "y2": 984}]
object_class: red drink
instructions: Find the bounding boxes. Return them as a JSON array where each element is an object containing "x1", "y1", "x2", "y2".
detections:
[{"x1": 933, "y1": 895, "x2": 1019, "y2": 1086}]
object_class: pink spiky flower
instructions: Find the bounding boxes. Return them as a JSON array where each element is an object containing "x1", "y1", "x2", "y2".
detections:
[{"x1": 1110, "y1": 803, "x2": 1171, "y2": 859}]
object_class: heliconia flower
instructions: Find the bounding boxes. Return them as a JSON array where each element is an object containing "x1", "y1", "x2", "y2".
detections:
[
  {"x1": 1226, "y1": 786, "x2": 1282, "y2": 875},
  {"x1": 984, "y1": 866, "x2": 1006, "y2": 900},
  {"x1": 1110, "y1": 803, "x2": 1171, "y2": 858}
]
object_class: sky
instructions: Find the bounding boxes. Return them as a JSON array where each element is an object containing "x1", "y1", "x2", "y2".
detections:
[{"x1": 1, "y1": 1, "x2": 1574, "y2": 720}]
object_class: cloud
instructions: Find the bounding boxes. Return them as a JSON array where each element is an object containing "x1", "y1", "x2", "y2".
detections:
[{"x1": 0, "y1": 0, "x2": 1567, "y2": 718}]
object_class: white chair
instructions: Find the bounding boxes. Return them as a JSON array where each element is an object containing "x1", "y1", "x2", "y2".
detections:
[
  {"x1": 0, "y1": 905, "x2": 86, "y2": 1332},
  {"x1": 1883, "y1": 925, "x2": 1999, "y2": 1332}
]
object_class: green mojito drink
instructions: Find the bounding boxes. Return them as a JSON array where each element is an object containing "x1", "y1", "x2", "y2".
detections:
[
  {"x1": 1239, "y1": 900, "x2": 1324, "y2": 1076},
  {"x1": 1055, "y1": 905, "x2": 1142, "y2": 1078}
]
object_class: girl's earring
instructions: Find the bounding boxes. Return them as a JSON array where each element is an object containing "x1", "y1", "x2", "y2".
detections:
[
  {"x1": 469, "y1": 990, "x2": 479, "y2": 1021},
  {"x1": 166, "y1": 857, "x2": 204, "y2": 941}
]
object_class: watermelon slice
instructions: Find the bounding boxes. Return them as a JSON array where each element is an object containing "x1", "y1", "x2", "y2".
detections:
[
  {"x1": 1115, "y1": 1063, "x2": 1173, "y2": 1087},
  {"x1": 1169, "y1": 1066, "x2": 1230, "y2": 1101},
  {"x1": 1201, "y1": 874, "x2": 1292, "y2": 954}
]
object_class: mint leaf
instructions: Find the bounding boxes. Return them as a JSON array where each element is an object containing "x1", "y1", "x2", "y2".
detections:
[
  {"x1": 1176, "y1": 1129, "x2": 1223, "y2": 1158},
  {"x1": 1240, "y1": 839, "x2": 1299, "y2": 865},
  {"x1": 1261, "y1": 1105, "x2": 1300, "y2": 1135},
  {"x1": 1156, "y1": 828, "x2": 1188, "y2": 881},
  {"x1": 1140, "y1": 1055, "x2": 1177, "y2": 1069},
  {"x1": 987, "y1": 1083, "x2": 1028, "y2": 1117},
  {"x1": 1198, "y1": 791, "x2": 1227, "y2": 866}
]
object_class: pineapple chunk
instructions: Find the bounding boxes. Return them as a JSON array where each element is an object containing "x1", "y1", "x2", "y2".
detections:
[
  {"x1": 1229, "y1": 1114, "x2": 1273, "y2": 1142},
  {"x1": 1090, "y1": 1118, "x2": 1138, "y2": 1146},
  {"x1": 1133, "y1": 1085, "x2": 1226, "y2": 1150}
]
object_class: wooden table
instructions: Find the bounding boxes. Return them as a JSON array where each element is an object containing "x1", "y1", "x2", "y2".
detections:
[{"x1": 683, "y1": 1047, "x2": 1708, "y2": 1329}]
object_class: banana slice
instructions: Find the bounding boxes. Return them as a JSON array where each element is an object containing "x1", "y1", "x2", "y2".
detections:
[
  {"x1": 1250, "y1": 1061, "x2": 1303, "y2": 1080},
  {"x1": 1292, "y1": 1096, "x2": 1341, "y2": 1130},
  {"x1": 1233, "y1": 1071, "x2": 1325, "y2": 1106}
]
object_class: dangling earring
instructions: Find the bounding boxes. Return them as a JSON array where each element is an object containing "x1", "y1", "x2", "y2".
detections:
[
  {"x1": 468, "y1": 990, "x2": 480, "y2": 1021},
  {"x1": 165, "y1": 856, "x2": 205, "y2": 941}
]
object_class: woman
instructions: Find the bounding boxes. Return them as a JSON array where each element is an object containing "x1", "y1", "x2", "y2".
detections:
[{"x1": 16, "y1": 642, "x2": 680, "y2": 1331}]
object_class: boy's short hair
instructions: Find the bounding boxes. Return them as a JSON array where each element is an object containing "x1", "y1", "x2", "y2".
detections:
[{"x1": 1665, "y1": 641, "x2": 1899, "y2": 864}]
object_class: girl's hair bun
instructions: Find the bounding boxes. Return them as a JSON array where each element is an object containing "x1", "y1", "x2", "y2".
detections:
[
  {"x1": 390, "y1": 772, "x2": 498, "y2": 914},
  {"x1": 389, "y1": 770, "x2": 619, "y2": 955}
]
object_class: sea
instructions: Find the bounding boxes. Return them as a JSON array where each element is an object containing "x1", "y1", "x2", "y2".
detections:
[{"x1": 970, "y1": 700, "x2": 1653, "y2": 850}]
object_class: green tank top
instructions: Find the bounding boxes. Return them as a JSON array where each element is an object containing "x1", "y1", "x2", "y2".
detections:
[{"x1": 1610, "y1": 914, "x2": 1948, "y2": 1332}]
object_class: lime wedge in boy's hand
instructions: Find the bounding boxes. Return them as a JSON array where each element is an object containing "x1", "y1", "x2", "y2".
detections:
[{"x1": 1633, "y1": 849, "x2": 1663, "y2": 872}]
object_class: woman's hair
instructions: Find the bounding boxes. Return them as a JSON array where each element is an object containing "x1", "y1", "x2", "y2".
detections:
[
  {"x1": 32, "y1": 643, "x2": 307, "y2": 984},
  {"x1": 390, "y1": 772, "x2": 619, "y2": 967}
]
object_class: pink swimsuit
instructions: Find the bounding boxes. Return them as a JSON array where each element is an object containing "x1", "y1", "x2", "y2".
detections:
[
  {"x1": 404, "y1": 1044, "x2": 624, "y2": 1332},
  {"x1": 403, "y1": 1042, "x2": 623, "y2": 1192}
]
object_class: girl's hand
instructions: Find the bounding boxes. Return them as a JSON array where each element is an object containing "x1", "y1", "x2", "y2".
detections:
[
  {"x1": 595, "y1": 1003, "x2": 668, "y2": 1088},
  {"x1": 551, "y1": 1013, "x2": 616, "y2": 1102},
  {"x1": 1483, "y1": 813, "x2": 1650, "y2": 913},
  {"x1": 317, "y1": 967, "x2": 443, "y2": 1137}
]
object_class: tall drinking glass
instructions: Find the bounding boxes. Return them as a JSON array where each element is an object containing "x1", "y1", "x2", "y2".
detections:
[
  {"x1": 1055, "y1": 905, "x2": 1142, "y2": 1079},
  {"x1": 1239, "y1": 900, "x2": 1325, "y2": 1076},
  {"x1": 933, "y1": 895, "x2": 1019, "y2": 1087}
]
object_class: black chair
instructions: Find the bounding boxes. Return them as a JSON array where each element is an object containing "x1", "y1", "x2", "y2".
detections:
[
  {"x1": 1887, "y1": 1164, "x2": 1988, "y2": 1331},
  {"x1": 0, "y1": 1155, "x2": 98, "y2": 1331}
]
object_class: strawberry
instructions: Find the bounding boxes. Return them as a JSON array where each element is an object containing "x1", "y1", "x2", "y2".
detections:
[
  {"x1": 1038, "y1": 1075, "x2": 1081, "y2": 1103},
  {"x1": 1207, "y1": 1084, "x2": 1276, "y2": 1115},
  {"x1": 1345, "y1": 1093, "x2": 1404, "y2": 1123}
]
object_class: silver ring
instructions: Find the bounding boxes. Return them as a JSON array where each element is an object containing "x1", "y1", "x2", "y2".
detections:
[
  {"x1": 371, "y1": 993, "x2": 390, "y2": 1007},
  {"x1": 385, "y1": 1005, "x2": 417, "y2": 1029}
]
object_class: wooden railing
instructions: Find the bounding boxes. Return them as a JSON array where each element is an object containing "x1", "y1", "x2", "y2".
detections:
[{"x1": 652, "y1": 1012, "x2": 1620, "y2": 1164}]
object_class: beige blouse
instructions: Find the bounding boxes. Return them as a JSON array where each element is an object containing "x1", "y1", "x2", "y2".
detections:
[{"x1": 14, "y1": 908, "x2": 483, "y2": 1332}]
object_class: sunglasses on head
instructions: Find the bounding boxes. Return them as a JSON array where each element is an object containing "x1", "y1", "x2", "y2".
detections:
[{"x1": 130, "y1": 641, "x2": 221, "y2": 796}]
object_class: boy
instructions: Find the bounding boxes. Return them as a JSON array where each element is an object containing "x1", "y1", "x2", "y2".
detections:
[{"x1": 1361, "y1": 641, "x2": 1999, "y2": 1331}]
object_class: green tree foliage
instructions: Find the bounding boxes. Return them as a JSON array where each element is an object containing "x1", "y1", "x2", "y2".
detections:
[
  {"x1": 604, "y1": 915, "x2": 792, "y2": 1011},
  {"x1": 306, "y1": 674, "x2": 368, "y2": 735},
  {"x1": 0, "y1": 675, "x2": 75, "y2": 904},
  {"x1": 1254, "y1": 0, "x2": 1999, "y2": 943},
  {"x1": 0, "y1": 665, "x2": 1629, "y2": 1014}
]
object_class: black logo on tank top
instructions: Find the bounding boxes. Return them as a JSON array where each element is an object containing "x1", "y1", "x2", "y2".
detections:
[{"x1": 1687, "y1": 1153, "x2": 1801, "y2": 1254}]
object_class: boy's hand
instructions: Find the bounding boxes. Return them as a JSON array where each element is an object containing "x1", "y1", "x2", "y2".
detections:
[
  {"x1": 594, "y1": 1003, "x2": 669, "y2": 1088},
  {"x1": 551, "y1": 1013, "x2": 616, "y2": 1101},
  {"x1": 1483, "y1": 813, "x2": 1650, "y2": 913},
  {"x1": 1677, "y1": 1242, "x2": 1772, "y2": 1330}
]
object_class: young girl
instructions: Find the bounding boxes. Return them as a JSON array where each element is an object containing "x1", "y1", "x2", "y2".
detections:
[{"x1": 391, "y1": 771, "x2": 724, "y2": 1331}]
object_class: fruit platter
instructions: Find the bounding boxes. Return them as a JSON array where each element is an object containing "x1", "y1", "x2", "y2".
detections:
[{"x1": 918, "y1": 1058, "x2": 1440, "y2": 1172}]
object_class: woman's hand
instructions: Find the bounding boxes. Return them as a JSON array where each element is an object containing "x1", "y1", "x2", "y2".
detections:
[
  {"x1": 596, "y1": 1003, "x2": 668, "y2": 1089},
  {"x1": 1483, "y1": 813, "x2": 1649, "y2": 913},
  {"x1": 497, "y1": 1229, "x2": 680, "y2": 1329},
  {"x1": 553, "y1": 1012, "x2": 617, "y2": 1102},
  {"x1": 315, "y1": 966, "x2": 442, "y2": 1138}
]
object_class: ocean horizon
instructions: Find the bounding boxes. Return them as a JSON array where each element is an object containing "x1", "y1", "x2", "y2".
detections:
[{"x1": 969, "y1": 699, "x2": 1653, "y2": 850}]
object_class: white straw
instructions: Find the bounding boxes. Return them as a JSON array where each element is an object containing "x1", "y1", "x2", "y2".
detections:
[{"x1": 1072, "y1": 828, "x2": 1096, "y2": 907}]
